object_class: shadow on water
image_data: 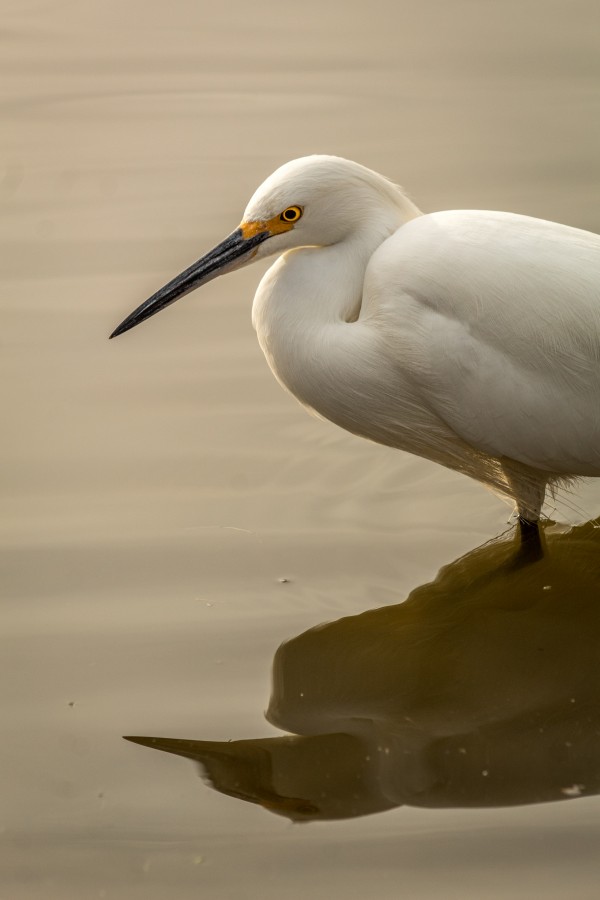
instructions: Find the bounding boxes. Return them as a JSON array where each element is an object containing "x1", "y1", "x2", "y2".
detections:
[{"x1": 126, "y1": 522, "x2": 600, "y2": 821}]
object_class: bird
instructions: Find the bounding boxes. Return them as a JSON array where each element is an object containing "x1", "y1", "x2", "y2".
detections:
[{"x1": 110, "y1": 155, "x2": 600, "y2": 542}]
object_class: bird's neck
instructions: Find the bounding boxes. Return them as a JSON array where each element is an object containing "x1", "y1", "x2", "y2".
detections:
[
  {"x1": 253, "y1": 189, "x2": 419, "y2": 332},
  {"x1": 252, "y1": 209, "x2": 412, "y2": 419},
  {"x1": 253, "y1": 228, "x2": 372, "y2": 350}
]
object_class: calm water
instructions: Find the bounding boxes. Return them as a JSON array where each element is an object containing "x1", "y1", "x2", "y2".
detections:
[{"x1": 3, "y1": 1, "x2": 600, "y2": 897}]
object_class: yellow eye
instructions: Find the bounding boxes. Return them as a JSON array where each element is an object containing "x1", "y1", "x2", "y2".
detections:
[{"x1": 280, "y1": 206, "x2": 303, "y2": 223}]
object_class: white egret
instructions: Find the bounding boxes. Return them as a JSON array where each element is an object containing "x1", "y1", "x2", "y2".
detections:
[{"x1": 111, "y1": 156, "x2": 600, "y2": 539}]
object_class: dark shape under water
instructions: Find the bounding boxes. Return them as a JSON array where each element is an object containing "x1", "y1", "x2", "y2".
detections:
[{"x1": 126, "y1": 522, "x2": 600, "y2": 821}]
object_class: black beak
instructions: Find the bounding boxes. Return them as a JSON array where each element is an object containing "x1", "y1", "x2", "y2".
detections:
[{"x1": 110, "y1": 227, "x2": 270, "y2": 339}]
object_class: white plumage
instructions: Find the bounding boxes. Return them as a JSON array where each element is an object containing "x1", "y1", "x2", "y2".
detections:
[{"x1": 111, "y1": 155, "x2": 600, "y2": 527}]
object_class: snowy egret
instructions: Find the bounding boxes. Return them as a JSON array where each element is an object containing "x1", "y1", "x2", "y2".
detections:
[{"x1": 111, "y1": 156, "x2": 600, "y2": 536}]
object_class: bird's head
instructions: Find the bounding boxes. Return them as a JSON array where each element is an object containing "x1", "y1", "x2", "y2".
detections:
[{"x1": 110, "y1": 155, "x2": 415, "y2": 338}]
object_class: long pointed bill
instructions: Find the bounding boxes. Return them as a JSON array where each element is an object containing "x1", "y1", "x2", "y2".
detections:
[{"x1": 110, "y1": 227, "x2": 270, "y2": 339}]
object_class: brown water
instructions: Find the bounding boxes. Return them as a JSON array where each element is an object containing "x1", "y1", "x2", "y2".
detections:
[{"x1": 3, "y1": 1, "x2": 600, "y2": 897}]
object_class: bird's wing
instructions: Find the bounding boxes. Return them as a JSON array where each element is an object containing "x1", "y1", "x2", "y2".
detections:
[{"x1": 365, "y1": 210, "x2": 600, "y2": 474}]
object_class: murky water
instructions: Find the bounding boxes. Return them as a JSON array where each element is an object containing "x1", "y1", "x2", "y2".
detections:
[{"x1": 3, "y1": 1, "x2": 600, "y2": 897}]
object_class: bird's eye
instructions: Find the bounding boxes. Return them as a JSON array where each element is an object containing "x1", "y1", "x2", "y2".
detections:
[{"x1": 280, "y1": 206, "x2": 303, "y2": 223}]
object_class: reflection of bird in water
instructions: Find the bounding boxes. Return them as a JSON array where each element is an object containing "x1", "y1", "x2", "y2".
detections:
[
  {"x1": 111, "y1": 156, "x2": 600, "y2": 539},
  {"x1": 126, "y1": 523, "x2": 600, "y2": 821}
]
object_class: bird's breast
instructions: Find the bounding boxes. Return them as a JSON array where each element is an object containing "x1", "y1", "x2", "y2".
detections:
[
  {"x1": 256, "y1": 301, "x2": 458, "y2": 464},
  {"x1": 251, "y1": 239, "x2": 484, "y2": 472}
]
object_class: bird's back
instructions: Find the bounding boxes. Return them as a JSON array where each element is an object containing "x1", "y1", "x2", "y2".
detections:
[{"x1": 364, "y1": 210, "x2": 600, "y2": 474}]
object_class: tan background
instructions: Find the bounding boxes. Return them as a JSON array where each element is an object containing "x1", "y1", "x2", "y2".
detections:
[{"x1": 2, "y1": 0, "x2": 600, "y2": 897}]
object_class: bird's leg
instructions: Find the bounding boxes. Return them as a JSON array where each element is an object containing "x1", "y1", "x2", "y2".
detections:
[
  {"x1": 518, "y1": 515, "x2": 540, "y2": 542},
  {"x1": 513, "y1": 514, "x2": 544, "y2": 564},
  {"x1": 491, "y1": 514, "x2": 544, "y2": 577},
  {"x1": 518, "y1": 514, "x2": 542, "y2": 546},
  {"x1": 500, "y1": 460, "x2": 546, "y2": 562}
]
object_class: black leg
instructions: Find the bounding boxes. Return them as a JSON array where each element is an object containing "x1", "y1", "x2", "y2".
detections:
[
  {"x1": 515, "y1": 515, "x2": 544, "y2": 563},
  {"x1": 518, "y1": 515, "x2": 539, "y2": 541}
]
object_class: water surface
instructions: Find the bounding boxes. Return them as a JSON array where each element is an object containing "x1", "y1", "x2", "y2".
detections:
[{"x1": 3, "y1": 1, "x2": 600, "y2": 897}]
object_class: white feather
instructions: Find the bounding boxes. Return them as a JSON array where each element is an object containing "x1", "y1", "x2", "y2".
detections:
[{"x1": 250, "y1": 157, "x2": 600, "y2": 519}]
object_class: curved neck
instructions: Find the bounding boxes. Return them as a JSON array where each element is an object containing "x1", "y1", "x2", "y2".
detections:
[
  {"x1": 253, "y1": 198, "x2": 415, "y2": 333},
  {"x1": 251, "y1": 203, "x2": 421, "y2": 437},
  {"x1": 251, "y1": 235, "x2": 370, "y2": 395}
]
